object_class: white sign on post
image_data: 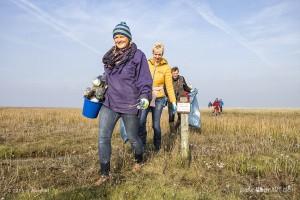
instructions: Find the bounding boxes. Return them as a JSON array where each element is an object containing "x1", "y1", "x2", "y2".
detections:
[{"x1": 177, "y1": 102, "x2": 190, "y2": 113}]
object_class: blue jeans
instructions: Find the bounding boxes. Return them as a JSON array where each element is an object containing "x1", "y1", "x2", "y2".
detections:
[
  {"x1": 120, "y1": 118, "x2": 129, "y2": 143},
  {"x1": 98, "y1": 105, "x2": 143, "y2": 175},
  {"x1": 138, "y1": 97, "x2": 166, "y2": 150}
]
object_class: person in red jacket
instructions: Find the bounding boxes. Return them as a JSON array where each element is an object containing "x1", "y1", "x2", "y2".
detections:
[{"x1": 212, "y1": 98, "x2": 220, "y2": 115}]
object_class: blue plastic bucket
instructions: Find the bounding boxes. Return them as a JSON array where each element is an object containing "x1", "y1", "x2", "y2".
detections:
[{"x1": 82, "y1": 97, "x2": 102, "y2": 119}]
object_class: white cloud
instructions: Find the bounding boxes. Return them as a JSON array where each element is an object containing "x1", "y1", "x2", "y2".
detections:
[
  {"x1": 244, "y1": 1, "x2": 294, "y2": 25},
  {"x1": 238, "y1": 1, "x2": 300, "y2": 66},
  {"x1": 184, "y1": 0, "x2": 273, "y2": 67},
  {"x1": 9, "y1": 0, "x2": 101, "y2": 55}
]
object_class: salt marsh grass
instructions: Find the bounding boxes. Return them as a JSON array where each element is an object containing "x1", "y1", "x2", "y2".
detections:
[{"x1": 0, "y1": 107, "x2": 299, "y2": 199}]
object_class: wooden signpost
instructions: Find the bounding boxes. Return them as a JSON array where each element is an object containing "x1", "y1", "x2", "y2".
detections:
[{"x1": 177, "y1": 96, "x2": 190, "y2": 161}]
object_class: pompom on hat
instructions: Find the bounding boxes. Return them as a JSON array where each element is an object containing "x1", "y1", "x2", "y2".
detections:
[{"x1": 113, "y1": 21, "x2": 132, "y2": 41}]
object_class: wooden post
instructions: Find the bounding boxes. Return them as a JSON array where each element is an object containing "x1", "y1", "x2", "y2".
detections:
[
  {"x1": 177, "y1": 96, "x2": 190, "y2": 161},
  {"x1": 180, "y1": 113, "x2": 189, "y2": 159}
]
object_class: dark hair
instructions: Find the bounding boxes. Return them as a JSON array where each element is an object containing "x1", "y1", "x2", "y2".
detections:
[{"x1": 171, "y1": 66, "x2": 179, "y2": 72}]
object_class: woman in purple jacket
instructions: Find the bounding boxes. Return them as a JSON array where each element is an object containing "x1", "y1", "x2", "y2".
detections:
[{"x1": 95, "y1": 22, "x2": 152, "y2": 185}]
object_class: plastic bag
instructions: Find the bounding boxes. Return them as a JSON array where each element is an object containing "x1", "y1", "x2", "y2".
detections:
[{"x1": 188, "y1": 88, "x2": 201, "y2": 128}]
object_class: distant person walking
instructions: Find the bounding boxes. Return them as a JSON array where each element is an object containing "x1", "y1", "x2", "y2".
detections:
[
  {"x1": 208, "y1": 101, "x2": 214, "y2": 113},
  {"x1": 95, "y1": 22, "x2": 152, "y2": 185},
  {"x1": 212, "y1": 98, "x2": 220, "y2": 115},
  {"x1": 219, "y1": 98, "x2": 224, "y2": 112},
  {"x1": 138, "y1": 42, "x2": 176, "y2": 151},
  {"x1": 168, "y1": 66, "x2": 192, "y2": 133},
  {"x1": 208, "y1": 101, "x2": 212, "y2": 108}
]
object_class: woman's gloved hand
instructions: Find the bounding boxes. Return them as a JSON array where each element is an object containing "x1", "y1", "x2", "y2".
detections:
[
  {"x1": 138, "y1": 98, "x2": 149, "y2": 110},
  {"x1": 172, "y1": 102, "x2": 177, "y2": 114}
]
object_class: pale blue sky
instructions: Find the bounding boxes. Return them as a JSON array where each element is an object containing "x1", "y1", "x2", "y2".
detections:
[{"x1": 0, "y1": 0, "x2": 299, "y2": 108}]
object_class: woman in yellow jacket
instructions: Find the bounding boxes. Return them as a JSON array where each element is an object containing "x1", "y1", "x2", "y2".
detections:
[{"x1": 138, "y1": 42, "x2": 177, "y2": 151}]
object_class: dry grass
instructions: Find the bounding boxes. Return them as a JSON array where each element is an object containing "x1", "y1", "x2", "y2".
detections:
[{"x1": 0, "y1": 107, "x2": 299, "y2": 199}]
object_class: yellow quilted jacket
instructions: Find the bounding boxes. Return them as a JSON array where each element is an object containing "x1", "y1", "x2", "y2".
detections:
[{"x1": 148, "y1": 58, "x2": 176, "y2": 103}]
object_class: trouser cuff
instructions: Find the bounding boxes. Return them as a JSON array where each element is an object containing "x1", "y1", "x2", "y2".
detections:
[
  {"x1": 134, "y1": 154, "x2": 143, "y2": 164},
  {"x1": 100, "y1": 162, "x2": 110, "y2": 176}
]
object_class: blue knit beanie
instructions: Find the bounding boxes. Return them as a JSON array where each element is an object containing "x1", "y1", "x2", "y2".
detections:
[{"x1": 113, "y1": 22, "x2": 132, "y2": 41}]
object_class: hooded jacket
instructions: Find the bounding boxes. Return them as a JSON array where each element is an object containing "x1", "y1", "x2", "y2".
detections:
[
  {"x1": 148, "y1": 58, "x2": 176, "y2": 103},
  {"x1": 103, "y1": 49, "x2": 152, "y2": 114}
]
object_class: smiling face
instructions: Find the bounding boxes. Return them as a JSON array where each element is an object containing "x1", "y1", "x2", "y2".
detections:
[
  {"x1": 153, "y1": 49, "x2": 163, "y2": 64},
  {"x1": 114, "y1": 34, "x2": 130, "y2": 49}
]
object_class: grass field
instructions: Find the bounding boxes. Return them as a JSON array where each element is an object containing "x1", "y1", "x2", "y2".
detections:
[{"x1": 0, "y1": 107, "x2": 299, "y2": 199}]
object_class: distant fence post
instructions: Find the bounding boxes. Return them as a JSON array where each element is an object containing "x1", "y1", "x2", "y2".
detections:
[{"x1": 177, "y1": 97, "x2": 191, "y2": 161}]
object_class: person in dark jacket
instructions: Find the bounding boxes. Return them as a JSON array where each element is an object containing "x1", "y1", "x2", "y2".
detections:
[
  {"x1": 95, "y1": 22, "x2": 152, "y2": 185},
  {"x1": 168, "y1": 66, "x2": 192, "y2": 133}
]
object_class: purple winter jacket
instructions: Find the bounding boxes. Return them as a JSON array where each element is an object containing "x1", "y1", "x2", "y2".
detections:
[{"x1": 103, "y1": 49, "x2": 152, "y2": 114}]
